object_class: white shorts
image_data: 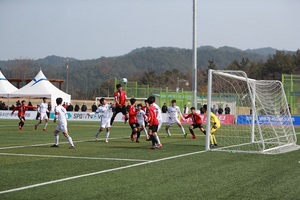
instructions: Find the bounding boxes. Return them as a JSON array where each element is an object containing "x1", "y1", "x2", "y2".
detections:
[
  {"x1": 100, "y1": 117, "x2": 111, "y2": 129},
  {"x1": 167, "y1": 117, "x2": 181, "y2": 126},
  {"x1": 138, "y1": 120, "x2": 145, "y2": 127},
  {"x1": 39, "y1": 113, "x2": 48, "y2": 120},
  {"x1": 55, "y1": 123, "x2": 68, "y2": 133}
]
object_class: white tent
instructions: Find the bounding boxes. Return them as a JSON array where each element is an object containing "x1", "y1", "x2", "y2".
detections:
[
  {"x1": 10, "y1": 70, "x2": 71, "y2": 111},
  {"x1": 0, "y1": 70, "x2": 18, "y2": 97}
]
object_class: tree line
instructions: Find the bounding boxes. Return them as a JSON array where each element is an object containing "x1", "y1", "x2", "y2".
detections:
[{"x1": 0, "y1": 47, "x2": 299, "y2": 99}]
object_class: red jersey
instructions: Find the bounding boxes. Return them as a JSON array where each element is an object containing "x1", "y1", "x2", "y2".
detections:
[
  {"x1": 12, "y1": 105, "x2": 36, "y2": 117},
  {"x1": 128, "y1": 105, "x2": 138, "y2": 124},
  {"x1": 114, "y1": 90, "x2": 127, "y2": 107},
  {"x1": 146, "y1": 105, "x2": 158, "y2": 126},
  {"x1": 185, "y1": 112, "x2": 202, "y2": 124}
]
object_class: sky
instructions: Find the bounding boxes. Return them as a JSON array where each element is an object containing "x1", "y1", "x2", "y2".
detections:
[{"x1": 0, "y1": 0, "x2": 299, "y2": 60}]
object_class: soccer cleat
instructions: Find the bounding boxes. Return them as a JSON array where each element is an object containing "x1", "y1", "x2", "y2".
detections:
[
  {"x1": 184, "y1": 133, "x2": 187, "y2": 138},
  {"x1": 105, "y1": 139, "x2": 108, "y2": 143},
  {"x1": 43, "y1": 127, "x2": 46, "y2": 131},
  {"x1": 131, "y1": 135, "x2": 134, "y2": 141},
  {"x1": 34, "y1": 125, "x2": 37, "y2": 130},
  {"x1": 149, "y1": 146, "x2": 155, "y2": 149},
  {"x1": 50, "y1": 144, "x2": 59, "y2": 147},
  {"x1": 167, "y1": 134, "x2": 171, "y2": 137},
  {"x1": 136, "y1": 139, "x2": 140, "y2": 143},
  {"x1": 94, "y1": 137, "x2": 98, "y2": 141},
  {"x1": 69, "y1": 146, "x2": 75, "y2": 149},
  {"x1": 210, "y1": 144, "x2": 215, "y2": 148},
  {"x1": 156, "y1": 144, "x2": 163, "y2": 149},
  {"x1": 191, "y1": 135, "x2": 196, "y2": 139},
  {"x1": 124, "y1": 118, "x2": 128, "y2": 124},
  {"x1": 19, "y1": 126, "x2": 23, "y2": 131},
  {"x1": 145, "y1": 136, "x2": 150, "y2": 141},
  {"x1": 214, "y1": 143, "x2": 218, "y2": 147}
]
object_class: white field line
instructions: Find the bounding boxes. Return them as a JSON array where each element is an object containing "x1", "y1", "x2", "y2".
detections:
[
  {"x1": 0, "y1": 137, "x2": 128, "y2": 150},
  {"x1": 0, "y1": 150, "x2": 205, "y2": 195},
  {"x1": 0, "y1": 152, "x2": 150, "y2": 162}
]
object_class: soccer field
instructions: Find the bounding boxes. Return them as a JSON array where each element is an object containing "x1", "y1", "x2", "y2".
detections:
[{"x1": 1, "y1": 119, "x2": 300, "y2": 200}]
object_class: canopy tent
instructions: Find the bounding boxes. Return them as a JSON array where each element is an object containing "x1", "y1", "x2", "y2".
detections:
[
  {"x1": 0, "y1": 70, "x2": 18, "y2": 97},
  {"x1": 10, "y1": 70, "x2": 71, "y2": 111}
]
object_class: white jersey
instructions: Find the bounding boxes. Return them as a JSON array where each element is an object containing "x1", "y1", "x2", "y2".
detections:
[
  {"x1": 153, "y1": 103, "x2": 162, "y2": 121},
  {"x1": 54, "y1": 105, "x2": 68, "y2": 126},
  {"x1": 39, "y1": 102, "x2": 49, "y2": 114},
  {"x1": 95, "y1": 104, "x2": 111, "y2": 119},
  {"x1": 166, "y1": 105, "x2": 182, "y2": 126},
  {"x1": 95, "y1": 104, "x2": 111, "y2": 128},
  {"x1": 136, "y1": 109, "x2": 147, "y2": 125}
]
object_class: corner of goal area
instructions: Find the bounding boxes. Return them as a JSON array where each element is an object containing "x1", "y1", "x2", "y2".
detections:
[{"x1": 261, "y1": 144, "x2": 300, "y2": 155}]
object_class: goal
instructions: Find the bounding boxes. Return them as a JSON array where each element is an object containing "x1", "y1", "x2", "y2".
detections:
[{"x1": 206, "y1": 69, "x2": 299, "y2": 154}]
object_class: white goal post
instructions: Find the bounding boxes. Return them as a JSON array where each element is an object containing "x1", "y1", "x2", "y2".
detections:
[{"x1": 206, "y1": 69, "x2": 299, "y2": 154}]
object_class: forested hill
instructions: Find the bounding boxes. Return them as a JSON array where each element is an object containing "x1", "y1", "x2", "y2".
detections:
[{"x1": 0, "y1": 46, "x2": 297, "y2": 99}]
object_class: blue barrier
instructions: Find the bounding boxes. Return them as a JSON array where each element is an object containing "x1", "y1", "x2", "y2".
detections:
[{"x1": 237, "y1": 115, "x2": 300, "y2": 126}]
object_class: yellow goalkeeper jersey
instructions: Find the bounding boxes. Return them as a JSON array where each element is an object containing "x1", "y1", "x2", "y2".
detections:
[{"x1": 210, "y1": 112, "x2": 221, "y2": 128}]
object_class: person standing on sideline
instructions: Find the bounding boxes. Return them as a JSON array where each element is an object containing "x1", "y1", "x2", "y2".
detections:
[
  {"x1": 110, "y1": 84, "x2": 129, "y2": 125},
  {"x1": 11, "y1": 100, "x2": 36, "y2": 130},
  {"x1": 165, "y1": 99, "x2": 186, "y2": 137},
  {"x1": 91, "y1": 102, "x2": 97, "y2": 112},
  {"x1": 51, "y1": 97, "x2": 75, "y2": 149},
  {"x1": 183, "y1": 105, "x2": 189, "y2": 114},
  {"x1": 74, "y1": 103, "x2": 80, "y2": 112},
  {"x1": 202, "y1": 104, "x2": 221, "y2": 148},
  {"x1": 35, "y1": 97, "x2": 49, "y2": 131},
  {"x1": 224, "y1": 104, "x2": 230, "y2": 114},
  {"x1": 184, "y1": 107, "x2": 205, "y2": 139},
  {"x1": 161, "y1": 103, "x2": 168, "y2": 113},
  {"x1": 88, "y1": 98, "x2": 111, "y2": 143}
]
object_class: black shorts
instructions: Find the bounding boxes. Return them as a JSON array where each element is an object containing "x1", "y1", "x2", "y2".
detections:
[
  {"x1": 149, "y1": 125, "x2": 158, "y2": 132},
  {"x1": 192, "y1": 124, "x2": 203, "y2": 129},
  {"x1": 130, "y1": 123, "x2": 139, "y2": 130},
  {"x1": 114, "y1": 106, "x2": 128, "y2": 115},
  {"x1": 19, "y1": 116, "x2": 25, "y2": 121}
]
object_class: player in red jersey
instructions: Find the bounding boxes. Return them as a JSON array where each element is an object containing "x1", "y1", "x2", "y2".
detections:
[
  {"x1": 128, "y1": 98, "x2": 141, "y2": 142},
  {"x1": 11, "y1": 100, "x2": 36, "y2": 130},
  {"x1": 110, "y1": 84, "x2": 129, "y2": 125},
  {"x1": 183, "y1": 107, "x2": 205, "y2": 139},
  {"x1": 146, "y1": 96, "x2": 162, "y2": 149}
]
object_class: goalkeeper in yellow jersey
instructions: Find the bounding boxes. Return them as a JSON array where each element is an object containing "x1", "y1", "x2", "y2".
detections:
[{"x1": 202, "y1": 104, "x2": 221, "y2": 148}]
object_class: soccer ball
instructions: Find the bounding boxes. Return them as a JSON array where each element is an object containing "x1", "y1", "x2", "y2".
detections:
[{"x1": 121, "y1": 78, "x2": 128, "y2": 84}]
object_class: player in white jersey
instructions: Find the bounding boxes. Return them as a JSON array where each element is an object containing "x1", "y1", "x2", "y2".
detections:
[
  {"x1": 88, "y1": 98, "x2": 111, "y2": 143},
  {"x1": 35, "y1": 97, "x2": 49, "y2": 131},
  {"x1": 153, "y1": 102, "x2": 163, "y2": 132},
  {"x1": 136, "y1": 103, "x2": 149, "y2": 140},
  {"x1": 51, "y1": 97, "x2": 75, "y2": 149},
  {"x1": 165, "y1": 99, "x2": 186, "y2": 137}
]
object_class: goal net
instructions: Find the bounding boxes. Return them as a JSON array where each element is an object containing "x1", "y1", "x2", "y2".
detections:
[{"x1": 206, "y1": 70, "x2": 299, "y2": 154}]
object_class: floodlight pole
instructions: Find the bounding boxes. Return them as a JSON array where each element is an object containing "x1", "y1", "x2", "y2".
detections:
[
  {"x1": 192, "y1": 0, "x2": 198, "y2": 109},
  {"x1": 66, "y1": 58, "x2": 69, "y2": 93}
]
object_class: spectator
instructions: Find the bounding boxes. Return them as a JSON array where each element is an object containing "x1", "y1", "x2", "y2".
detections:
[
  {"x1": 66, "y1": 103, "x2": 74, "y2": 111},
  {"x1": 183, "y1": 105, "x2": 189, "y2": 114},
  {"x1": 74, "y1": 103, "x2": 80, "y2": 112},
  {"x1": 27, "y1": 101, "x2": 34, "y2": 110},
  {"x1": 161, "y1": 103, "x2": 168, "y2": 113},
  {"x1": 225, "y1": 104, "x2": 230, "y2": 114},
  {"x1": 81, "y1": 102, "x2": 87, "y2": 112},
  {"x1": 211, "y1": 105, "x2": 218, "y2": 114},
  {"x1": 217, "y1": 105, "x2": 223, "y2": 114},
  {"x1": 91, "y1": 102, "x2": 97, "y2": 112}
]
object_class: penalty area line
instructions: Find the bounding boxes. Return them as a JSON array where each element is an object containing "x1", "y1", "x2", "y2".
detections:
[
  {"x1": 0, "y1": 152, "x2": 150, "y2": 162},
  {"x1": 0, "y1": 150, "x2": 206, "y2": 195}
]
